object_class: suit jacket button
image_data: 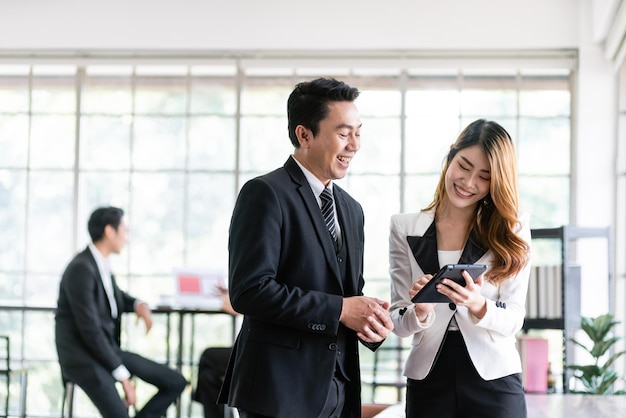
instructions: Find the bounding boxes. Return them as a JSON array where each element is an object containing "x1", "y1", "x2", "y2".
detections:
[
  {"x1": 329, "y1": 343, "x2": 338, "y2": 351},
  {"x1": 337, "y1": 257, "x2": 343, "y2": 263},
  {"x1": 448, "y1": 303, "x2": 456, "y2": 310}
]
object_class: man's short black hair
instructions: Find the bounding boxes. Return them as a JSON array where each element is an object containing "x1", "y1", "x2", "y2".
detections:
[
  {"x1": 287, "y1": 78, "x2": 360, "y2": 147},
  {"x1": 88, "y1": 206, "x2": 124, "y2": 243}
]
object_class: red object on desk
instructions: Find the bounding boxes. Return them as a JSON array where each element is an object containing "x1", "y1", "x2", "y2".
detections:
[{"x1": 178, "y1": 275, "x2": 202, "y2": 293}]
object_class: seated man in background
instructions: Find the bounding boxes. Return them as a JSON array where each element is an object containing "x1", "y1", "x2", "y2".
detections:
[
  {"x1": 193, "y1": 287, "x2": 238, "y2": 418},
  {"x1": 55, "y1": 206, "x2": 187, "y2": 418}
]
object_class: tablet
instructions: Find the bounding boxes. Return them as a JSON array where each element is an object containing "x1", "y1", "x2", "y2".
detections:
[{"x1": 411, "y1": 263, "x2": 487, "y2": 303}]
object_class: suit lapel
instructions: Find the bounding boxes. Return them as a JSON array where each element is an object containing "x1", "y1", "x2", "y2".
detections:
[{"x1": 286, "y1": 158, "x2": 342, "y2": 288}]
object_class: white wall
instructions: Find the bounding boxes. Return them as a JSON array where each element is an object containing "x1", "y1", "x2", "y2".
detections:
[{"x1": 0, "y1": 0, "x2": 579, "y2": 50}]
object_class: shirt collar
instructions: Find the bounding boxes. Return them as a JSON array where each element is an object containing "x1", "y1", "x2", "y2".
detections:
[
  {"x1": 88, "y1": 243, "x2": 110, "y2": 273},
  {"x1": 291, "y1": 155, "x2": 332, "y2": 201}
]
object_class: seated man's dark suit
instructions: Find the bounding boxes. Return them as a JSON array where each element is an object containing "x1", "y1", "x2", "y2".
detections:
[{"x1": 55, "y1": 247, "x2": 187, "y2": 418}]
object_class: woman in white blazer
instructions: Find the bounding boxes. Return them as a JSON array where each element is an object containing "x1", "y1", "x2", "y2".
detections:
[{"x1": 389, "y1": 119, "x2": 531, "y2": 418}]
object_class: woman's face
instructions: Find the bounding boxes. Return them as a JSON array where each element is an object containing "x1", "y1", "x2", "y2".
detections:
[{"x1": 444, "y1": 144, "x2": 491, "y2": 210}]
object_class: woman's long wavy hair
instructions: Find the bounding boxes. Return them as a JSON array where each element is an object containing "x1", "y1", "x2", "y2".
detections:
[{"x1": 423, "y1": 119, "x2": 530, "y2": 285}]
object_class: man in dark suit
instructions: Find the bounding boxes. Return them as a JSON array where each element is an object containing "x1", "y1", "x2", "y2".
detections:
[
  {"x1": 218, "y1": 78, "x2": 394, "y2": 418},
  {"x1": 55, "y1": 206, "x2": 187, "y2": 418}
]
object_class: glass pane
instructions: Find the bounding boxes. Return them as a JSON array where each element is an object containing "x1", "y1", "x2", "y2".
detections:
[
  {"x1": 26, "y1": 171, "x2": 74, "y2": 273},
  {"x1": 132, "y1": 116, "x2": 186, "y2": 170},
  {"x1": 519, "y1": 176, "x2": 569, "y2": 228},
  {"x1": 25, "y1": 273, "x2": 59, "y2": 305},
  {"x1": 29, "y1": 115, "x2": 76, "y2": 169},
  {"x1": 0, "y1": 311, "x2": 21, "y2": 340},
  {"x1": 461, "y1": 75, "x2": 517, "y2": 117},
  {"x1": 518, "y1": 117, "x2": 570, "y2": 175},
  {"x1": 0, "y1": 170, "x2": 26, "y2": 271},
  {"x1": 0, "y1": 74, "x2": 29, "y2": 112},
  {"x1": 239, "y1": 116, "x2": 292, "y2": 172},
  {"x1": 362, "y1": 277, "x2": 393, "y2": 303},
  {"x1": 123, "y1": 274, "x2": 172, "y2": 314},
  {"x1": 188, "y1": 116, "x2": 237, "y2": 171},
  {"x1": 520, "y1": 75, "x2": 570, "y2": 117},
  {"x1": 134, "y1": 75, "x2": 187, "y2": 114},
  {"x1": 530, "y1": 238, "x2": 561, "y2": 266},
  {"x1": 403, "y1": 174, "x2": 440, "y2": 213},
  {"x1": 190, "y1": 75, "x2": 237, "y2": 114},
  {"x1": 23, "y1": 310, "x2": 56, "y2": 358},
  {"x1": 0, "y1": 273, "x2": 23, "y2": 302},
  {"x1": 129, "y1": 173, "x2": 185, "y2": 274},
  {"x1": 406, "y1": 89, "x2": 460, "y2": 117},
  {"x1": 187, "y1": 173, "x2": 236, "y2": 270},
  {"x1": 31, "y1": 74, "x2": 76, "y2": 113},
  {"x1": 357, "y1": 90, "x2": 401, "y2": 117},
  {"x1": 343, "y1": 174, "x2": 401, "y2": 278},
  {"x1": 80, "y1": 115, "x2": 132, "y2": 170},
  {"x1": 350, "y1": 117, "x2": 401, "y2": 175},
  {"x1": 241, "y1": 76, "x2": 293, "y2": 115},
  {"x1": 23, "y1": 361, "x2": 66, "y2": 415},
  {"x1": 82, "y1": 74, "x2": 133, "y2": 114},
  {"x1": 405, "y1": 116, "x2": 460, "y2": 174},
  {"x1": 0, "y1": 114, "x2": 29, "y2": 167}
]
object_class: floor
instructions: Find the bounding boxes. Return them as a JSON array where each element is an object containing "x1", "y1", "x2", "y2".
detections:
[
  {"x1": 526, "y1": 393, "x2": 626, "y2": 418},
  {"x1": 368, "y1": 394, "x2": 626, "y2": 417}
]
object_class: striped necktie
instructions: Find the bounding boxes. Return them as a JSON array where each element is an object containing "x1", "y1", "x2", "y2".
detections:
[{"x1": 320, "y1": 187, "x2": 338, "y2": 246}]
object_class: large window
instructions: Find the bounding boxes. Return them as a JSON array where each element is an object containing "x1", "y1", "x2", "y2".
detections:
[{"x1": 0, "y1": 53, "x2": 574, "y2": 415}]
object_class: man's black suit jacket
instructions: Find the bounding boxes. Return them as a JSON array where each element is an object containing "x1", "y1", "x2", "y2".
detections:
[
  {"x1": 219, "y1": 156, "x2": 379, "y2": 418},
  {"x1": 55, "y1": 248, "x2": 136, "y2": 373}
]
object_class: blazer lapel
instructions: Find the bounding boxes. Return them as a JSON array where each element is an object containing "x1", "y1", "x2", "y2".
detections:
[
  {"x1": 407, "y1": 220, "x2": 488, "y2": 273},
  {"x1": 459, "y1": 229, "x2": 488, "y2": 264},
  {"x1": 406, "y1": 221, "x2": 440, "y2": 275}
]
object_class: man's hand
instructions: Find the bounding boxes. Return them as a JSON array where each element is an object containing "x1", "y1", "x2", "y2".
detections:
[
  {"x1": 215, "y1": 285, "x2": 239, "y2": 316},
  {"x1": 121, "y1": 378, "x2": 136, "y2": 407},
  {"x1": 340, "y1": 296, "x2": 394, "y2": 343},
  {"x1": 134, "y1": 302, "x2": 152, "y2": 334}
]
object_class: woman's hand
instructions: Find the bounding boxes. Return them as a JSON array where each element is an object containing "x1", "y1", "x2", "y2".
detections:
[
  {"x1": 437, "y1": 270, "x2": 487, "y2": 319},
  {"x1": 410, "y1": 275, "x2": 436, "y2": 321}
]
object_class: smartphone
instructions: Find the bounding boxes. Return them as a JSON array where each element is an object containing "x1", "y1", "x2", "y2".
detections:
[{"x1": 411, "y1": 263, "x2": 487, "y2": 303}]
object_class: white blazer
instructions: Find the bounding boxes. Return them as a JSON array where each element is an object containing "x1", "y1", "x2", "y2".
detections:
[{"x1": 389, "y1": 208, "x2": 531, "y2": 381}]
